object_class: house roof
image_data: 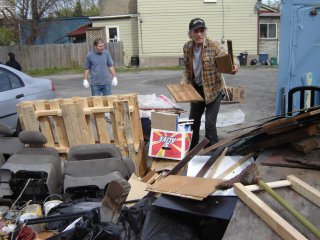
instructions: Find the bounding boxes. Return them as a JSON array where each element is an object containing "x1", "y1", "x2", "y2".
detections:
[
  {"x1": 67, "y1": 23, "x2": 92, "y2": 37},
  {"x1": 259, "y1": 4, "x2": 280, "y2": 17}
]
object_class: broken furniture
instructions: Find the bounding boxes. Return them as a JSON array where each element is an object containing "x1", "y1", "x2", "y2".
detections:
[
  {"x1": 0, "y1": 131, "x2": 63, "y2": 204},
  {"x1": 16, "y1": 94, "x2": 147, "y2": 177},
  {"x1": 64, "y1": 144, "x2": 135, "y2": 200},
  {"x1": 222, "y1": 158, "x2": 320, "y2": 240},
  {"x1": 287, "y1": 85, "x2": 320, "y2": 116}
]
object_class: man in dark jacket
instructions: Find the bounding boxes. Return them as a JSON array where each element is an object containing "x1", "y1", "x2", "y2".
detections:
[{"x1": 6, "y1": 52, "x2": 22, "y2": 71}]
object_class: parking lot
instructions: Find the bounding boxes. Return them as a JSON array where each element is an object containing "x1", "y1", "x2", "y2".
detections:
[{"x1": 48, "y1": 66, "x2": 278, "y2": 139}]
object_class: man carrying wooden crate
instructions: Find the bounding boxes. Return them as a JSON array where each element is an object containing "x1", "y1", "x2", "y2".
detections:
[{"x1": 180, "y1": 18, "x2": 239, "y2": 149}]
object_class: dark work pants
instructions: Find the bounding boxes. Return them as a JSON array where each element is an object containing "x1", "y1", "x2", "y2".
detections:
[{"x1": 189, "y1": 85, "x2": 222, "y2": 149}]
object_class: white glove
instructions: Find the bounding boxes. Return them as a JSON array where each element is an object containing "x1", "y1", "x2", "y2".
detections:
[
  {"x1": 83, "y1": 79, "x2": 89, "y2": 88},
  {"x1": 112, "y1": 77, "x2": 118, "y2": 86}
]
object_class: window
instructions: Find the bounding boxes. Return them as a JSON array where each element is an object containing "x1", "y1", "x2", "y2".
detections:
[
  {"x1": 107, "y1": 26, "x2": 119, "y2": 43},
  {"x1": 0, "y1": 69, "x2": 23, "y2": 92},
  {"x1": 259, "y1": 23, "x2": 277, "y2": 39}
]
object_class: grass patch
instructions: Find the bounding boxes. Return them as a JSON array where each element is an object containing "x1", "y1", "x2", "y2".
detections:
[{"x1": 26, "y1": 66, "x2": 184, "y2": 77}]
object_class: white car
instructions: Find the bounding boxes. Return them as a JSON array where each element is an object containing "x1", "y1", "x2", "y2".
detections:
[{"x1": 0, "y1": 64, "x2": 55, "y2": 133}]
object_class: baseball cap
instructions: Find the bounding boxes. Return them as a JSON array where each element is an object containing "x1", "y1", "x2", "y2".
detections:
[{"x1": 189, "y1": 18, "x2": 206, "y2": 31}]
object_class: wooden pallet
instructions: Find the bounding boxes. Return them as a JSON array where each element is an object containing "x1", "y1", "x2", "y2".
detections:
[{"x1": 17, "y1": 94, "x2": 147, "y2": 177}]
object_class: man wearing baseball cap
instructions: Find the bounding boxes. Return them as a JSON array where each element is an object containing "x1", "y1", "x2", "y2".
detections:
[{"x1": 181, "y1": 18, "x2": 239, "y2": 149}]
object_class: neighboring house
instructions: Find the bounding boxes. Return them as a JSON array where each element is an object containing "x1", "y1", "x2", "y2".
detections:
[
  {"x1": 20, "y1": 17, "x2": 90, "y2": 45},
  {"x1": 258, "y1": 4, "x2": 280, "y2": 62},
  {"x1": 67, "y1": 23, "x2": 92, "y2": 43},
  {"x1": 91, "y1": 0, "x2": 261, "y2": 67},
  {"x1": 0, "y1": 0, "x2": 15, "y2": 19}
]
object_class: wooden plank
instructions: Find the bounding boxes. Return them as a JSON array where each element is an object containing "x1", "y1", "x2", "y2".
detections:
[
  {"x1": 245, "y1": 180, "x2": 292, "y2": 192},
  {"x1": 113, "y1": 100, "x2": 128, "y2": 156},
  {"x1": 287, "y1": 175, "x2": 320, "y2": 208},
  {"x1": 215, "y1": 54, "x2": 234, "y2": 74},
  {"x1": 216, "y1": 153, "x2": 254, "y2": 179},
  {"x1": 21, "y1": 104, "x2": 39, "y2": 131},
  {"x1": 195, "y1": 146, "x2": 226, "y2": 177},
  {"x1": 165, "y1": 138, "x2": 209, "y2": 176},
  {"x1": 76, "y1": 98, "x2": 95, "y2": 144},
  {"x1": 205, "y1": 147, "x2": 228, "y2": 178},
  {"x1": 123, "y1": 101, "x2": 141, "y2": 176},
  {"x1": 166, "y1": 84, "x2": 204, "y2": 102},
  {"x1": 92, "y1": 97, "x2": 110, "y2": 143},
  {"x1": 146, "y1": 175, "x2": 224, "y2": 200},
  {"x1": 61, "y1": 103, "x2": 83, "y2": 146},
  {"x1": 49, "y1": 99, "x2": 69, "y2": 148},
  {"x1": 234, "y1": 183, "x2": 308, "y2": 240},
  {"x1": 34, "y1": 100, "x2": 55, "y2": 147},
  {"x1": 75, "y1": 102, "x2": 91, "y2": 144}
]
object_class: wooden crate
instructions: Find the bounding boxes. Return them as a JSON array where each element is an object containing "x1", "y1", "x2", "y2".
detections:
[
  {"x1": 17, "y1": 94, "x2": 147, "y2": 177},
  {"x1": 222, "y1": 86, "x2": 245, "y2": 104}
]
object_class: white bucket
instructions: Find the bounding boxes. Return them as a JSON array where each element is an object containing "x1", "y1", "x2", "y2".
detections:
[
  {"x1": 43, "y1": 194, "x2": 64, "y2": 216},
  {"x1": 44, "y1": 200, "x2": 63, "y2": 216}
]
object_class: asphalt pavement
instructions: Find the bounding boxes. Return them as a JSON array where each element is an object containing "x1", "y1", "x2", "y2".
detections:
[{"x1": 47, "y1": 66, "x2": 278, "y2": 140}]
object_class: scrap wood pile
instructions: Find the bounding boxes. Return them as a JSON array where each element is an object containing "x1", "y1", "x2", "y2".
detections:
[{"x1": 123, "y1": 107, "x2": 320, "y2": 239}]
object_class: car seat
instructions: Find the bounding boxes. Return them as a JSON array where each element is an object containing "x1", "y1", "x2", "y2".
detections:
[
  {"x1": 64, "y1": 144, "x2": 135, "y2": 200},
  {"x1": 0, "y1": 123, "x2": 24, "y2": 160},
  {"x1": 0, "y1": 131, "x2": 63, "y2": 204}
]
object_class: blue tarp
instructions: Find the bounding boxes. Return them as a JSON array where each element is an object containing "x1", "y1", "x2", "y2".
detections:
[{"x1": 20, "y1": 17, "x2": 90, "y2": 45}]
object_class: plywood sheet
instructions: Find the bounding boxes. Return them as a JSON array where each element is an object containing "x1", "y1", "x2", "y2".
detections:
[
  {"x1": 146, "y1": 175, "x2": 223, "y2": 200},
  {"x1": 166, "y1": 84, "x2": 204, "y2": 103}
]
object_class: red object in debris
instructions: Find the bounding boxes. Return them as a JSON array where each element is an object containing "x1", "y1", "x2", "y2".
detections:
[{"x1": 148, "y1": 129, "x2": 192, "y2": 160}]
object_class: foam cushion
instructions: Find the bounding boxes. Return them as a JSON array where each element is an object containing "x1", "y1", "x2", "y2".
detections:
[{"x1": 19, "y1": 131, "x2": 47, "y2": 145}]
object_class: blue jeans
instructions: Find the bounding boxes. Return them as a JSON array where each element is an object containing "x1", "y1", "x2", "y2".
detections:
[{"x1": 91, "y1": 85, "x2": 112, "y2": 96}]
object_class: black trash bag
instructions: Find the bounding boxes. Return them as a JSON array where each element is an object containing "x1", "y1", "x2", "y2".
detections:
[
  {"x1": 48, "y1": 219, "x2": 123, "y2": 240},
  {"x1": 139, "y1": 207, "x2": 199, "y2": 240},
  {"x1": 119, "y1": 196, "x2": 157, "y2": 235},
  {"x1": 47, "y1": 218, "x2": 93, "y2": 240}
]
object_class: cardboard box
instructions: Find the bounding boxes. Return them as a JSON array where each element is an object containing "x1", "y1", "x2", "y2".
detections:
[
  {"x1": 151, "y1": 112, "x2": 178, "y2": 131},
  {"x1": 148, "y1": 129, "x2": 192, "y2": 160}
]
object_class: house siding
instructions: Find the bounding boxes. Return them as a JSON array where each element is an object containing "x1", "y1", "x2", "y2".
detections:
[
  {"x1": 137, "y1": 0, "x2": 258, "y2": 66},
  {"x1": 259, "y1": 17, "x2": 280, "y2": 60},
  {"x1": 92, "y1": 17, "x2": 139, "y2": 66}
]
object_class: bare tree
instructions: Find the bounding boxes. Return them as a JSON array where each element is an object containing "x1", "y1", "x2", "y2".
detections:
[{"x1": 1, "y1": 0, "x2": 60, "y2": 45}]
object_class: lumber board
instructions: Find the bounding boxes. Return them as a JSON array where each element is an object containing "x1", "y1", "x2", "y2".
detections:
[
  {"x1": 166, "y1": 84, "x2": 204, "y2": 103},
  {"x1": 234, "y1": 183, "x2": 308, "y2": 240},
  {"x1": 287, "y1": 175, "x2": 320, "y2": 207},
  {"x1": 49, "y1": 100, "x2": 69, "y2": 148},
  {"x1": 34, "y1": 100, "x2": 55, "y2": 146},
  {"x1": 113, "y1": 100, "x2": 128, "y2": 156},
  {"x1": 146, "y1": 175, "x2": 224, "y2": 200},
  {"x1": 21, "y1": 104, "x2": 39, "y2": 131},
  {"x1": 205, "y1": 147, "x2": 228, "y2": 178},
  {"x1": 76, "y1": 98, "x2": 95, "y2": 144},
  {"x1": 92, "y1": 97, "x2": 110, "y2": 143}
]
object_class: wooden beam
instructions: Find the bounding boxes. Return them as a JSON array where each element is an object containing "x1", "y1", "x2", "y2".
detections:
[
  {"x1": 287, "y1": 175, "x2": 320, "y2": 207},
  {"x1": 234, "y1": 183, "x2": 308, "y2": 240}
]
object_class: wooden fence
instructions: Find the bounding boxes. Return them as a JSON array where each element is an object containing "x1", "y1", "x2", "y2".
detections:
[
  {"x1": 17, "y1": 94, "x2": 147, "y2": 177},
  {"x1": 0, "y1": 42, "x2": 124, "y2": 70}
]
